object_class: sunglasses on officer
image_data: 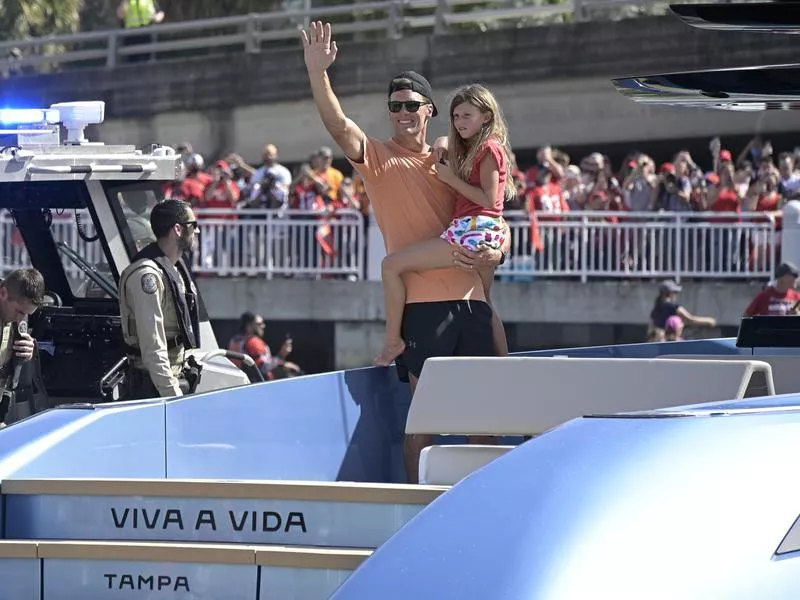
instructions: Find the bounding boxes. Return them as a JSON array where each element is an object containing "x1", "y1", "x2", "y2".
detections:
[
  {"x1": 388, "y1": 100, "x2": 430, "y2": 113},
  {"x1": 179, "y1": 220, "x2": 198, "y2": 230}
]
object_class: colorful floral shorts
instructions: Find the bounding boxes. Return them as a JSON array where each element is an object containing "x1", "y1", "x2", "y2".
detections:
[{"x1": 441, "y1": 215, "x2": 506, "y2": 251}]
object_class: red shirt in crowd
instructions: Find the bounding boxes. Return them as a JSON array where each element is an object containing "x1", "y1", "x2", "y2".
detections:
[
  {"x1": 528, "y1": 182, "x2": 568, "y2": 221},
  {"x1": 200, "y1": 181, "x2": 240, "y2": 220},
  {"x1": 164, "y1": 172, "x2": 214, "y2": 206},
  {"x1": 744, "y1": 286, "x2": 800, "y2": 316},
  {"x1": 755, "y1": 192, "x2": 783, "y2": 229},
  {"x1": 708, "y1": 188, "x2": 740, "y2": 223},
  {"x1": 292, "y1": 181, "x2": 325, "y2": 211}
]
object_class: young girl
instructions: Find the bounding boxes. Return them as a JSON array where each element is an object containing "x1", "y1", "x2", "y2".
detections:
[{"x1": 375, "y1": 83, "x2": 513, "y2": 367}]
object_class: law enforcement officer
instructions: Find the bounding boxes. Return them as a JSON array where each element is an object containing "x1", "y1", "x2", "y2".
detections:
[
  {"x1": 0, "y1": 269, "x2": 44, "y2": 427},
  {"x1": 119, "y1": 199, "x2": 201, "y2": 399}
]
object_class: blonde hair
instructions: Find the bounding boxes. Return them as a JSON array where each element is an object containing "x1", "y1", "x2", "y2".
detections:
[{"x1": 447, "y1": 84, "x2": 515, "y2": 202}]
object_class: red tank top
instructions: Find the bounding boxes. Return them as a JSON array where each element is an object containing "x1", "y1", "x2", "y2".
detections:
[
  {"x1": 709, "y1": 188, "x2": 740, "y2": 223},
  {"x1": 756, "y1": 192, "x2": 783, "y2": 229}
]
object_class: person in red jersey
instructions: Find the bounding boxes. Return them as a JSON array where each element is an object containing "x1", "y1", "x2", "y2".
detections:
[
  {"x1": 227, "y1": 312, "x2": 302, "y2": 380},
  {"x1": 744, "y1": 262, "x2": 800, "y2": 317}
]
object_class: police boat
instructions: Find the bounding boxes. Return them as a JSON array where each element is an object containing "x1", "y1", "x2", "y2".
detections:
[
  {"x1": 1, "y1": 3, "x2": 800, "y2": 596},
  {"x1": 0, "y1": 100, "x2": 249, "y2": 423}
]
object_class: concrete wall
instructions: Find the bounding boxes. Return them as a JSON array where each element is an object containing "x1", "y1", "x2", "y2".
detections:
[
  {"x1": 5, "y1": 16, "x2": 800, "y2": 163},
  {"x1": 200, "y1": 278, "x2": 756, "y2": 370},
  {"x1": 99, "y1": 78, "x2": 800, "y2": 167},
  {"x1": 198, "y1": 278, "x2": 758, "y2": 326}
]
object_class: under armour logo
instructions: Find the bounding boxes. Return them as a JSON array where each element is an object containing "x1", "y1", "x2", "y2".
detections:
[{"x1": 406, "y1": 338, "x2": 417, "y2": 349}]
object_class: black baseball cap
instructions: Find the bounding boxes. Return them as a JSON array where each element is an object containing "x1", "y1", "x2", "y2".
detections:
[
  {"x1": 388, "y1": 71, "x2": 438, "y2": 117},
  {"x1": 659, "y1": 279, "x2": 682, "y2": 294},
  {"x1": 776, "y1": 261, "x2": 800, "y2": 278}
]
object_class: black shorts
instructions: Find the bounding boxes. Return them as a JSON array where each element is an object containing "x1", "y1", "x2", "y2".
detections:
[{"x1": 395, "y1": 300, "x2": 494, "y2": 382}]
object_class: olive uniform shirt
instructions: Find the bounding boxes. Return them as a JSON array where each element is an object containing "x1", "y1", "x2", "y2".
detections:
[{"x1": 119, "y1": 258, "x2": 185, "y2": 397}]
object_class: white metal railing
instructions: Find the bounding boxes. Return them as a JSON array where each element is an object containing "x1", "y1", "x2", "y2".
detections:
[
  {"x1": 498, "y1": 210, "x2": 778, "y2": 283},
  {"x1": 0, "y1": 208, "x2": 365, "y2": 280},
  {"x1": 192, "y1": 208, "x2": 365, "y2": 279},
  {"x1": 0, "y1": 0, "x2": 723, "y2": 74},
  {"x1": 0, "y1": 211, "x2": 104, "y2": 280},
  {"x1": 0, "y1": 209, "x2": 777, "y2": 282}
]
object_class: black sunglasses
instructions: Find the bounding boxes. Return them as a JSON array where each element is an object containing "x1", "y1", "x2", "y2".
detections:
[
  {"x1": 388, "y1": 101, "x2": 430, "y2": 113},
  {"x1": 179, "y1": 220, "x2": 198, "y2": 230}
]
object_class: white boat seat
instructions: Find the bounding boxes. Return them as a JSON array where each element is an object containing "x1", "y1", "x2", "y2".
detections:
[
  {"x1": 419, "y1": 444, "x2": 514, "y2": 486},
  {"x1": 406, "y1": 357, "x2": 775, "y2": 484},
  {"x1": 407, "y1": 357, "x2": 775, "y2": 436},
  {"x1": 659, "y1": 354, "x2": 794, "y2": 395}
]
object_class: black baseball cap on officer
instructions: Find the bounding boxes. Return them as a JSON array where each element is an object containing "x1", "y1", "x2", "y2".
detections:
[{"x1": 388, "y1": 71, "x2": 438, "y2": 117}]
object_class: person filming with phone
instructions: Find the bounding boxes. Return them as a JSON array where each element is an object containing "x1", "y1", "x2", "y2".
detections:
[{"x1": 227, "y1": 312, "x2": 303, "y2": 380}]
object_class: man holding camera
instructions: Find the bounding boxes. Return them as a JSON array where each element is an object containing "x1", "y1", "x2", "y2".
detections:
[
  {"x1": 229, "y1": 145, "x2": 292, "y2": 210},
  {"x1": 653, "y1": 162, "x2": 692, "y2": 212},
  {"x1": 0, "y1": 269, "x2": 44, "y2": 427},
  {"x1": 622, "y1": 155, "x2": 657, "y2": 213}
]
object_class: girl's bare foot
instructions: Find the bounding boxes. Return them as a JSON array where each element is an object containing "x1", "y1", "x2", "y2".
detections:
[{"x1": 374, "y1": 338, "x2": 406, "y2": 367}]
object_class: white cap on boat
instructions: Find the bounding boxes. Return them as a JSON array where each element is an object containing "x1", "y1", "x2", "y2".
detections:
[{"x1": 49, "y1": 101, "x2": 106, "y2": 144}]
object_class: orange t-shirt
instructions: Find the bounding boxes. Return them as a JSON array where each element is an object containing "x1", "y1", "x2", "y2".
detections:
[{"x1": 349, "y1": 137, "x2": 485, "y2": 304}]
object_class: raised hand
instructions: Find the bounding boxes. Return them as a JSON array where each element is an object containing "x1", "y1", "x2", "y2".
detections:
[{"x1": 300, "y1": 21, "x2": 339, "y2": 75}]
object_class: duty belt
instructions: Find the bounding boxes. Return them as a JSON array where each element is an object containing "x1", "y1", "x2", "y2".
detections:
[{"x1": 124, "y1": 334, "x2": 185, "y2": 357}]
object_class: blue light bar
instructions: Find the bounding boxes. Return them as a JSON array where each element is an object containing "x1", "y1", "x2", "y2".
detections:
[{"x1": 0, "y1": 108, "x2": 59, "y2": 126}]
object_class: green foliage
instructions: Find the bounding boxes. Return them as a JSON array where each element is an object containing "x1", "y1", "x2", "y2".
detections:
[
  {"x1": 80, "y1": 0, "x2": 121, "y2": 31},
  {"x1": 0, "y1": 0, "x2": 84, "y2": 38},
  {"x1": 157, "y1": 0, "x2": 282, "y2": 21}
]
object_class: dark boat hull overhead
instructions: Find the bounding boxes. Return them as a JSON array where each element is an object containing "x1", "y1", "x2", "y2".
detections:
[
  {"x1": 612, "y1": 63, "x2": 800, "y2": 110},
  {"x1": 670, "y1": 2, "x2": 800, "y2": 34}
]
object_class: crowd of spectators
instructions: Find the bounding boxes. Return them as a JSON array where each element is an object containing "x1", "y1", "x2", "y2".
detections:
[
  {"x1": 161, "y1": 142, "x2": 367, "y2": 276},
  {"x1": 509, "y1": 136, "x2": 798, "y2": 221},
  {"x1": 172, "y1": 135, "x2": 800, "y2": 221},
  {"x1": 161, "y1": 135, "x2": 800, "y2": 276}
]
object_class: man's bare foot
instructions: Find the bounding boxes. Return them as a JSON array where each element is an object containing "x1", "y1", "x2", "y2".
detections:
[{"x1": 374, "y1": 339, "x2": 406, "y2": 367}]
